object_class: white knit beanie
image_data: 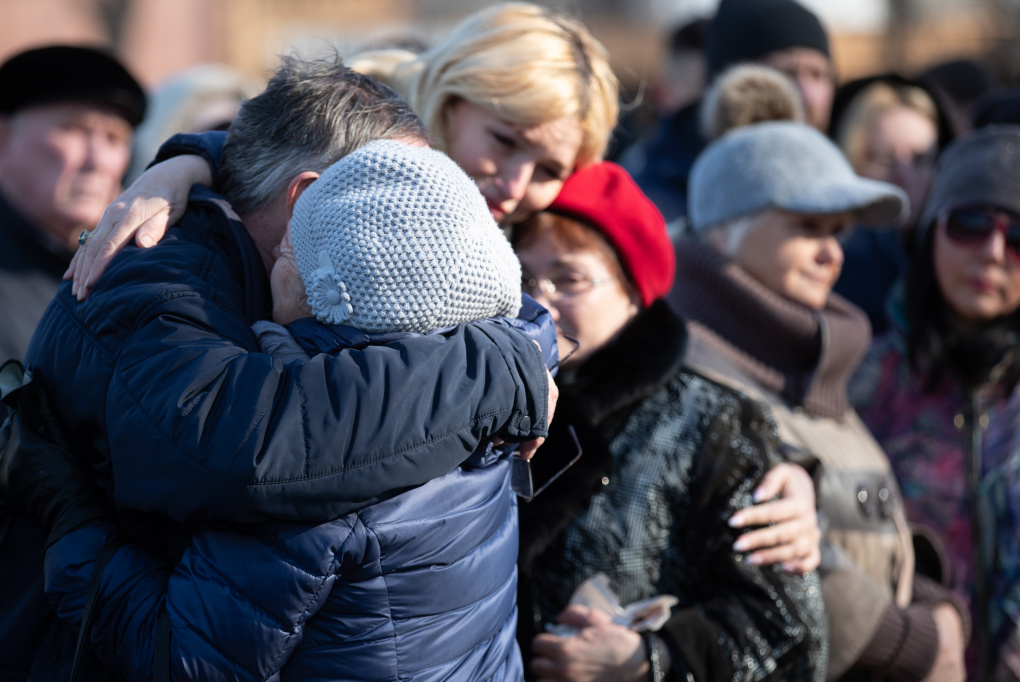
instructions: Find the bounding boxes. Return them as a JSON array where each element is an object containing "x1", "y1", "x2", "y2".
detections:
[{"x1": 289, "y1": 139, "x2": 522, "y2": 333}]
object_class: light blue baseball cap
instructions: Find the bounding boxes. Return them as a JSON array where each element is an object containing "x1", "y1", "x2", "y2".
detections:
[{"x1": 688, "y1": 121, "x2": 908, "y2": 232}]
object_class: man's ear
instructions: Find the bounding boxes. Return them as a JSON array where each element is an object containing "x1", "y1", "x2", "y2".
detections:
[{"x1": 284, "y1": 171, "x2": 320, "y2": 221}]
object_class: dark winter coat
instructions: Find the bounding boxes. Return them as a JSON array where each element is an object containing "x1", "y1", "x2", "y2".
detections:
[
  {"x1": 0, "y1": 192, "x2": 74, "y2": 364},
  {"x1": 1, "y1": 180, "x2": 548, "y2": 681},
  {"x1": 517, "y1": 301, "x2": 828, "y2": 682},
  {"x1": 40, "y1": 308, "x2": 558, "y2": 681}
]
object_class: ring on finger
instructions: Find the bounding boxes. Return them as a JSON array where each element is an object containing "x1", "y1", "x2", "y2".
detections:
[{"x1": 78, "y1": 229, "x2": 93, "y2": 246}]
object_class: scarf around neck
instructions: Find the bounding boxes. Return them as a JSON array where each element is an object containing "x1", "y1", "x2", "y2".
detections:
[{"x1": 668, "y1": 236, "x2": 871, "y2": 419}]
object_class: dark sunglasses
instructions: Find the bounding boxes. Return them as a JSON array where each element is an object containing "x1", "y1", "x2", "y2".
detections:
[
  {"x1": 939, "y1": 206, "x2": 1020, "y2": 261},
  {"x1": 512, "y1": 425, "x2": 583, "y2": 502}
]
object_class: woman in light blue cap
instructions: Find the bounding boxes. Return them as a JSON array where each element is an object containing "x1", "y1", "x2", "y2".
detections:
[
  {"x1": 668, "y1": 120, "x2": 970, "y2": 682},
  {"x1": 851, "y1": 125, "x2": 1020, "y2": 681}
]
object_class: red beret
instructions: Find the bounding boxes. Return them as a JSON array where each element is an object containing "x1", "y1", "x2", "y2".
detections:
[{"x1": 548, "y1": 162, "x2": 674, "y2": 307}]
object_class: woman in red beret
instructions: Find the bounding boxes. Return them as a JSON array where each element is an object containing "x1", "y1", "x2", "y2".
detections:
[{"x1": 513, "y1": 161, "x2": 827, "y2": 682}]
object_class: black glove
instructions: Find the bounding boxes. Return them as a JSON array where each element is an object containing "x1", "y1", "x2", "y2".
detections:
[{"x1": 0, "y1": 362, "x2": 108, "y2": 546}]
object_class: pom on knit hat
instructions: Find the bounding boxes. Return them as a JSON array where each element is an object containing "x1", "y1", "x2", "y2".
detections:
[
  {"x1": 700, "y1": 63, "x2": 805, "y2": 140},
  {"x1": 547, "y1": 162, "x2": 674, "y2": 307},
  {"x1": 289, "y1": 139, "x2": 522, "y2": 333}
]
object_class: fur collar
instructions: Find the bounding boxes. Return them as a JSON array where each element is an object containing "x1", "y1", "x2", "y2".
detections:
[
  {"x1": 555, "y1": 300, "x2": 688, "y2": 435},
  {"x1": 518, "y1": 301, "x2": 687, "y2": 568}
]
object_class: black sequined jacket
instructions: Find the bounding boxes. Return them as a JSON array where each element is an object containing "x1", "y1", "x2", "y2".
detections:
[{"x1": 518, "y1": 301, "x2": 828, "y2": 682}]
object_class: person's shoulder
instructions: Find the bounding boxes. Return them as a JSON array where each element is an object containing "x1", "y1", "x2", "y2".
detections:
[
  {"x1": 94, "y1": 190, "x2": 256, "y2": 313},
  {"x1": 672, "y1": 364, "x2": 770, "y2": 414},
  {"x1": 654, "y1": 366, "x2": 780, "y2": 481},
  {"x1": 849, "y1": 333, "x2": 909, "y2": 411},
  {"x1": 656, "y1": 364, "x2": 778, "y2": 448}
]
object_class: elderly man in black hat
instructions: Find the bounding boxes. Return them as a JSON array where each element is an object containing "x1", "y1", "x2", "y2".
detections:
[
  {"x1": 622, "y1": 0, "x2": 835, "y2": 225},
  {"x1": 0, "y1": 45, "x2": 146, "y2": 362}
]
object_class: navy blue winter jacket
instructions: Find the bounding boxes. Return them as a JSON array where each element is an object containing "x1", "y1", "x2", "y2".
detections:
[
  {"x1": 1, "y1": 182, "x2": 548, "y2": 680},
  {"x1": 40, "y1": 302, "x2": 557, "y2": 681}
]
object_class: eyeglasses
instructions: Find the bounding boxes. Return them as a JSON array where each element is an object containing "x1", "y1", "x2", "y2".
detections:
[
  {"x1": 511, "y1": 425, "x2": 583, "y2": 501},
  {"x1": 521, "y1": 270, "x2": 615, "y2": 299},
  {"x1": 939, "y1": 206, "x2": 1020, "y2": 262},
  {"x1": 550, "y1": 334, "x2": 581, "y2": 373},
  {"x1": 863, "y1": 147, "x2": 937, "y2": 173}
]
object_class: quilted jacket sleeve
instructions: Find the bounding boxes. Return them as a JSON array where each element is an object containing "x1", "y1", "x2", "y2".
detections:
[
  {"x1": 29, "y1": 221, "x2": 548, "y2": 525},
  {"x1": 44, "y1": 519, "x2": 360, "y2": 682},
  {"x1": 152, "y1": 131, "x2": 226, "y2": 178},
  {"x1": 109, "y1": 301, "x2": 544, "y2": 524}
]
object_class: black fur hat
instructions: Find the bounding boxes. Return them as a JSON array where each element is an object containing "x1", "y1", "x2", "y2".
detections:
[{"x1": 0, "y1": 45, "x2": 146, "y2": 126}]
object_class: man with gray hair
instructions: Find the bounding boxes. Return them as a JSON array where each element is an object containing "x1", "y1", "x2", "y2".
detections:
[{"x1": 4, "y1": 55, "x2": 551, "y2": 680}]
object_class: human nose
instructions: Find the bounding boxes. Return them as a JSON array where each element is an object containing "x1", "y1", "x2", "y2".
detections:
[
  {"x1": 982, "y1": 227, "x2": 1009, "y2": 263},
  {"x1": 790, "y1": 74, "x2": 814, "y2": 107},
  {"x1": 85, "y1": 130, "x2": 123, "y2": 174},
  {"x1": 818, "y1": 235, "x2": 844, "y2": 267},
  {"x1": 496, "y1": 159, "x2": 532, "y2": 202}
]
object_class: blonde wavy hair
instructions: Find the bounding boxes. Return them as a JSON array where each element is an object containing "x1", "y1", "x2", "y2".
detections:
[
  {"x1": 348, "y1": 3, "x2": 619, "y2": 168},
  {"x1": 835, "y1": 81, "x2": 938, "y2": 175}
]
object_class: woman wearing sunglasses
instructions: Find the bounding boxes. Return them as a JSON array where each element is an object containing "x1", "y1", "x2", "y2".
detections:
[
  {"x1": 513, "y1": 161, "x2": 826, "y2": 682},
  {"x1": 671, "y1": 120, "x2": 969, "y2": 682},
  {"x1": 851, "y1": 125, "x2": 1020, "y2": 680}
]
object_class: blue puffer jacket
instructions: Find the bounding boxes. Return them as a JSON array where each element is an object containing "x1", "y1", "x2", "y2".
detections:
[
  {"x1": 46, "y1": 471, "x2": 521, "y2": 682},
  {"x1": 42, "y1": 304, "x2": 557, "y2": 681},
  {"x1": 3, "y1": 182, "x2": 548, "y2": 681}
]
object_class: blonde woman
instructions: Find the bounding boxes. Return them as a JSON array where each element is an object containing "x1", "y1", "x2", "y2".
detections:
[
  {"x1": 349, "y1": 3, "x2": 616, "y2": 225},
  {"x1": 834, "y1": 78, "x2": 944, "y2": 226},
  {"x1": 830, "y1": 76, "x2": 951, "y2": 333}
]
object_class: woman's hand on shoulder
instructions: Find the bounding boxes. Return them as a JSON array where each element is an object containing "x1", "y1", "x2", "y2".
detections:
[
  {"x1": 728, "y1": 462, "x2": 821, "y2": 574},
  {"x1": 67, "y1": 154, "x2": 213, "y2": 300},
  {"x1": 531, "y1": 605, "x2": 651, "y2": 682}
]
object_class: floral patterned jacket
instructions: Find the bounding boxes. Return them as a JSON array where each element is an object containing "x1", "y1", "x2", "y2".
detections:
[{"x1": 850, "y1": 302, "x2": 1020, "y2": 677}]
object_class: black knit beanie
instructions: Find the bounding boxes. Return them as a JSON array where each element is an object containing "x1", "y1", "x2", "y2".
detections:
[
  {"x1": 916, "y1": 125, "x2": 1020, "y2": 242},
  {"x1": 706, "y1": 0, "x2": 830, "y2": 78}
]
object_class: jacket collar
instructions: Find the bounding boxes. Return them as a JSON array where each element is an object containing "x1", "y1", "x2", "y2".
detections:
[
  {"x1": 557, "y1": 300, "x2": 688, "y2": 435},
  {"x1": 0, "y1": 190, "x2": 75, "y2": 275},
  {"x1": 669, "y1": 236, "x2": 871, "y2": 418},
  {"x1": 186, "y1": 185, "x2": 272, "y2": 325}
]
